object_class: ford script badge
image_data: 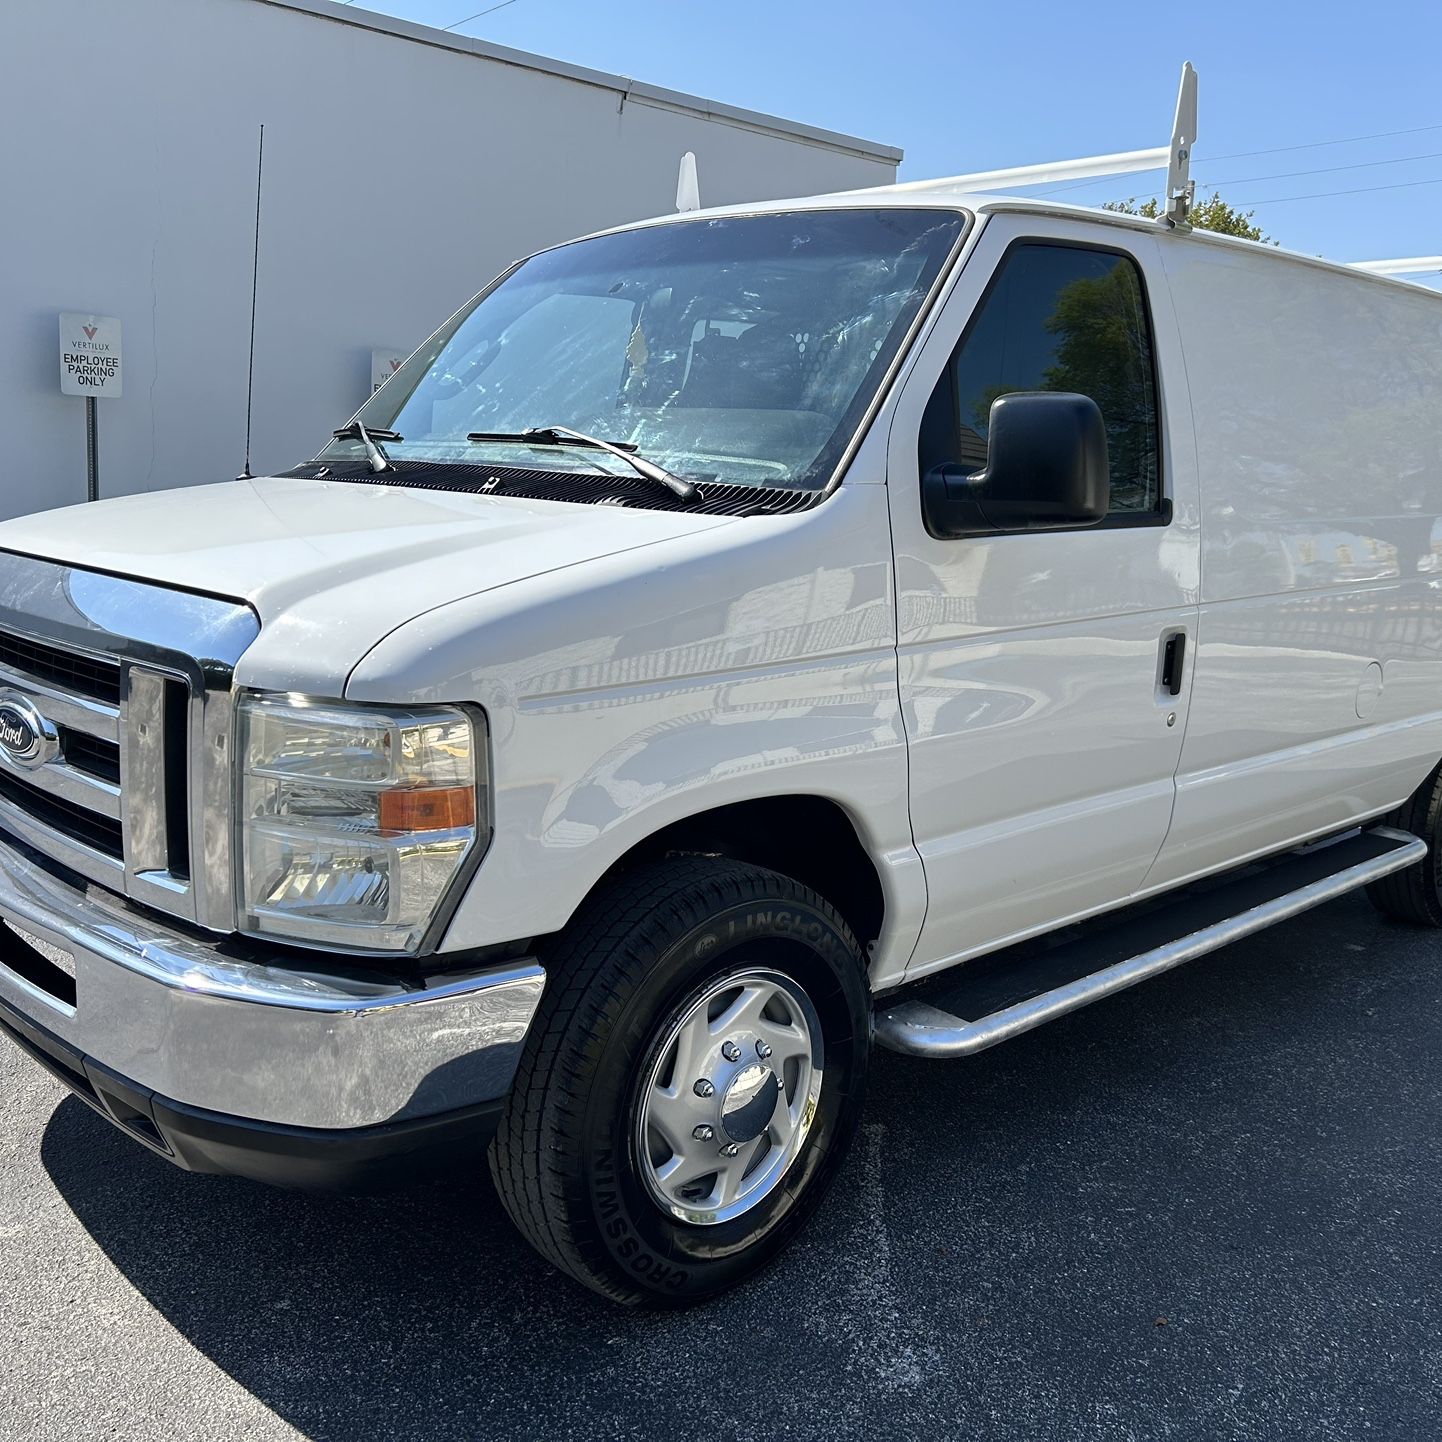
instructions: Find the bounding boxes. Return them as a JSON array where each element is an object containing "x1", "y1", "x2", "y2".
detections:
[{"x1": 0, "y1": 692, "x2": 57, "y2": 771}]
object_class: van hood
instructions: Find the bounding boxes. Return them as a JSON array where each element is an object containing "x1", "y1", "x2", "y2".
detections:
[{"x1": 0, "y1": 476, "x2": 736, "y2": 694}]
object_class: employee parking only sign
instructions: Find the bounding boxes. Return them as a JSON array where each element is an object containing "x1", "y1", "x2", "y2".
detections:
[{"x1": 59, "y1": 313, "x2": 122, "y2": 396}]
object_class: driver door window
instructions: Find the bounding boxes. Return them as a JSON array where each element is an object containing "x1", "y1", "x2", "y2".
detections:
[{"x1": 919, "y1": 241, "x2": 1163, "y2": 519}]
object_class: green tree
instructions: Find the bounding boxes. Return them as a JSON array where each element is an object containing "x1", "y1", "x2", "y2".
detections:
[
  {"x1": 1039, "y1": 267, "x2": 1157, "y2": 506},
  {"x1": 1103, "y1": 191, "x2": 1277, "y2": 244},
  {"x1": 967, "y1": 257, "x2": 1159, "y2": 509}
]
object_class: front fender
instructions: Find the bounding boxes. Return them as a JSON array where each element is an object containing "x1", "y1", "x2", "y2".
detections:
[{"x1": 344, "y1": 483, "x2": 925, "y2": 987}]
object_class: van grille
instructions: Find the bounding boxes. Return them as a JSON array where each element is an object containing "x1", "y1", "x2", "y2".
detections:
[
  {"x1": 0, "y1": 627, "x2": 188, "y2": 904},
  {"x1": 0, "y1": 554, "x2": 259, "y2": 933},
  {"x1": 0, "y1": 632, "x2": 121, "y2": 705}
]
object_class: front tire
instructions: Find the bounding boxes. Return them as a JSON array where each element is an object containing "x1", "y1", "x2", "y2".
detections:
[
  {"x1": 1367, "y1": 760, "x2": 1442, "y2": 926},
  {"x1": 489, "y1": 857, "x2": 870, "y2": 1304}
]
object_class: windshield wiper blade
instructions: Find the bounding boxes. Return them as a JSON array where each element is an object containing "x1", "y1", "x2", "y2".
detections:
[
  {"x1": 467, "y1": 429, "x2": 637, "y2": 453},
  {"x1": 467, "y1": 425, "x2": 698, "y2": 502},
  {"x1": 332, "y1": 419, "x2": 397, "y2": 474}
]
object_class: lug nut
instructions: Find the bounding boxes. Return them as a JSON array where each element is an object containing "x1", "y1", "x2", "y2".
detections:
[
  {"x1": 756, "y1": 1040, "x2": 773, "y2": 1059},
  {"x1": 719, "y1": 1142, "x2": 740, "y2": 1158},
  {"x1": 721, "y1": 1040, "x2": 741, "y2": 1063},
  {"x1": 693, "y1": 1124, "x2": 714, "y2": 1141},
  {"x1": 693, "y1": 1078, "x2": 715, "y2": 1098}
]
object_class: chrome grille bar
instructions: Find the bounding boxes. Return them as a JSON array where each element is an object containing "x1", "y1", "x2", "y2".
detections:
[
  {"x1": 0, "y1": 784, "x2": 124, "y2": 882},
  {"x1": 2, "y1": 752, "x2": 121, "y2": 819},
  {"x1": 122, "y1": 667, "x2": 175, "y2": 879}
]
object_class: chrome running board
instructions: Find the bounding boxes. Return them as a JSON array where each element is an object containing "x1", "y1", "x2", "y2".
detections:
[{"x1": 875, "y1": 826, "x2": 1426, "y2": 1059}]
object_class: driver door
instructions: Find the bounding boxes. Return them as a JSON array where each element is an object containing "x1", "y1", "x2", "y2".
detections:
[{"x1": 886, "y1": 214, "x2": 1200, "y2": 979}]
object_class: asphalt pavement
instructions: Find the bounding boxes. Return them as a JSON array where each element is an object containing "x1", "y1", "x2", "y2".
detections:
[{"x1": 3, "y1": 889, "x2": 1441, "y2": 1442}]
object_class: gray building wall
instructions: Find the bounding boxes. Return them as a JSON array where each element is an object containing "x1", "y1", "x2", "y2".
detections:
[{"x1": 3, "y1": 0, "x2": 899, "y2": 519}]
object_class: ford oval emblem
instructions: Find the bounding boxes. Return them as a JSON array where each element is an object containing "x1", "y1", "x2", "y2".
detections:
[{"x1": 0, "y1": 693, "x2": 57, "y2": 771}]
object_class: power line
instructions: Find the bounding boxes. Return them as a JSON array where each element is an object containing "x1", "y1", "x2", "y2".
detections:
[
  {"x1": 1038, "y1": 145, "x2": 1441, "y2": 199},
  {"x1": 1085, "y1": 171, "x2": 1442, "y2": 212},
  {"x1": 1205, "y1": 122, "x2": 1442, "y2": 164},
  {"x1": 1035, "y1": 122, "x2": 1442, "y2": 198},
  {"x1": 1205, "y1": 149, "x2": 1442, "y2": 190},
  {"x1": 1245, "y1": 174, "x2": 1442, "y2": 205},
  {"x1": 442, "y1": 0, "x2": 520, "y2": 30}
]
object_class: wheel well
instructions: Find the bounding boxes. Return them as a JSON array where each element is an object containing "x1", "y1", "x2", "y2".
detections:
[{"x1": 593, "y1": 796, "x2": 885, "y2": 953}]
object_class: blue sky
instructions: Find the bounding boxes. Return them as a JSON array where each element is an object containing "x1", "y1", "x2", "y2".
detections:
[{"x1": 340, "y1": 0, "x2": 1439, "y2": 282}]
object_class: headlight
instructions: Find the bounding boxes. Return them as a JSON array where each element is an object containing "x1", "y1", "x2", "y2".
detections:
[{"x1": 237, "y1": 694, "x2": 489, "y2": 953}]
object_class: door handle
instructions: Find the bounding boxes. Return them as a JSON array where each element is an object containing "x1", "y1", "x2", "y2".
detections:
[{"x1": 1160, "y1": 632, "x2": 1187, "y2": 698}]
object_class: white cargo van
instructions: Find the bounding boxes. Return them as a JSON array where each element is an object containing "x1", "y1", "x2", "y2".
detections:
[{"x1": 1, "y1": 180, "x2": 1439, "y2": 1305}]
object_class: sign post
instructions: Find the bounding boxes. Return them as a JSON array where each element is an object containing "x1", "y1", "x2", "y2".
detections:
[{"x1": 59, "y1": 313, "x2": 122, "y2": 502}]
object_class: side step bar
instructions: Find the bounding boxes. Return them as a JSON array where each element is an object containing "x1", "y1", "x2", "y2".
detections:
[{"x1": 875, "y1": 825, "x2": 1426, "y2": 1059}]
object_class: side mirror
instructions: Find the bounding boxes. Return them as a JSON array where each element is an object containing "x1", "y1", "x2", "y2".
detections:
[{"x1": 922, "y1": 391, "x2": 1109, "y2": 539}]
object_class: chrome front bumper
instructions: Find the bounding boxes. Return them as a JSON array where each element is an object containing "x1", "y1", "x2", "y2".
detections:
[{"x1": 0, "y1": 834, "x2": 544, "y2": 1131}]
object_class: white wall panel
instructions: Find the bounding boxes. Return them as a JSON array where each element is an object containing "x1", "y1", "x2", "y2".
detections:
[{"x1": 0, "y1": 0, "x2": 897, "y2": 519}]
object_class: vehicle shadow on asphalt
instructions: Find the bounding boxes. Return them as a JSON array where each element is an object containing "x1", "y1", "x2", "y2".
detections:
[{"x1": 39, "y1": 895, "x2": 1442, "y2": 1442}]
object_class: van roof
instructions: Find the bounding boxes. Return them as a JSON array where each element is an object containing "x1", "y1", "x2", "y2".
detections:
[{"x1": 584, "y1": 180, "x2": 1442, "y2": 304}]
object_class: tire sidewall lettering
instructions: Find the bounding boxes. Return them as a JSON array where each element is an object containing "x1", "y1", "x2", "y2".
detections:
[
  {"x1": 591, "y1": 1146, "x2": 688, "y2": 1288},
  {"x1": 718, "y1": 905, "x2": 846, "y2": 959}
]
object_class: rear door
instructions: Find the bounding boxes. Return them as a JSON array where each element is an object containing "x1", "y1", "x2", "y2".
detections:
[{"x1": 884, "y1": 213, "x2": 1201, "y2": 978}]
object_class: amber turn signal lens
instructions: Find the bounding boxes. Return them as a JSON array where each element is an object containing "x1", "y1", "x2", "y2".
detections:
[{"x1": 378, "y1": 786, "x2": 476, "y2": 834}]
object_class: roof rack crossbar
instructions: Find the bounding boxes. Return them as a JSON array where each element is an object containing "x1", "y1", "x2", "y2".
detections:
[
  {"x1": 851, "y1": 61, "x2": 1197, "y2": 218},
  {"x1": 880, "y1": 146, "x2": 1170, "y2": 196},
  {"x1": 1350, "y1": 257, "x2": 1442, "y2": 276}
]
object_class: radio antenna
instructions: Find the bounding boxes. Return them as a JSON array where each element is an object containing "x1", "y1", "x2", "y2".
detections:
[{"x1": 238, "y1": 123, "x2": 265, "y2": 480}]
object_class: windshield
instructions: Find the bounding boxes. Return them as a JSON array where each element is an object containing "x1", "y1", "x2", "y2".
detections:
[{"x1": 321, "y1": 208, "x2": 963, "y2": 490}]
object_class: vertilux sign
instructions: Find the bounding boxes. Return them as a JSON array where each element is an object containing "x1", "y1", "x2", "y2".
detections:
[
  {"x1": 59, "y1": 313, "x2": 122, "y2": 396},
  {"x1": 371, "y1": 349, "x2": 406, "y2": 394}
]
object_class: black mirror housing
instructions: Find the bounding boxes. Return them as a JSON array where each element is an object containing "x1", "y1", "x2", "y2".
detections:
[{"x1": 922, "y1": 391, "x2": 1110, "y2": 538}]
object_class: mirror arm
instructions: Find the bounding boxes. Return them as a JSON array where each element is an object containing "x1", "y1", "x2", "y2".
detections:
[{"x1": 922, "y1": 463, "x2": 995, "y2": 539}]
